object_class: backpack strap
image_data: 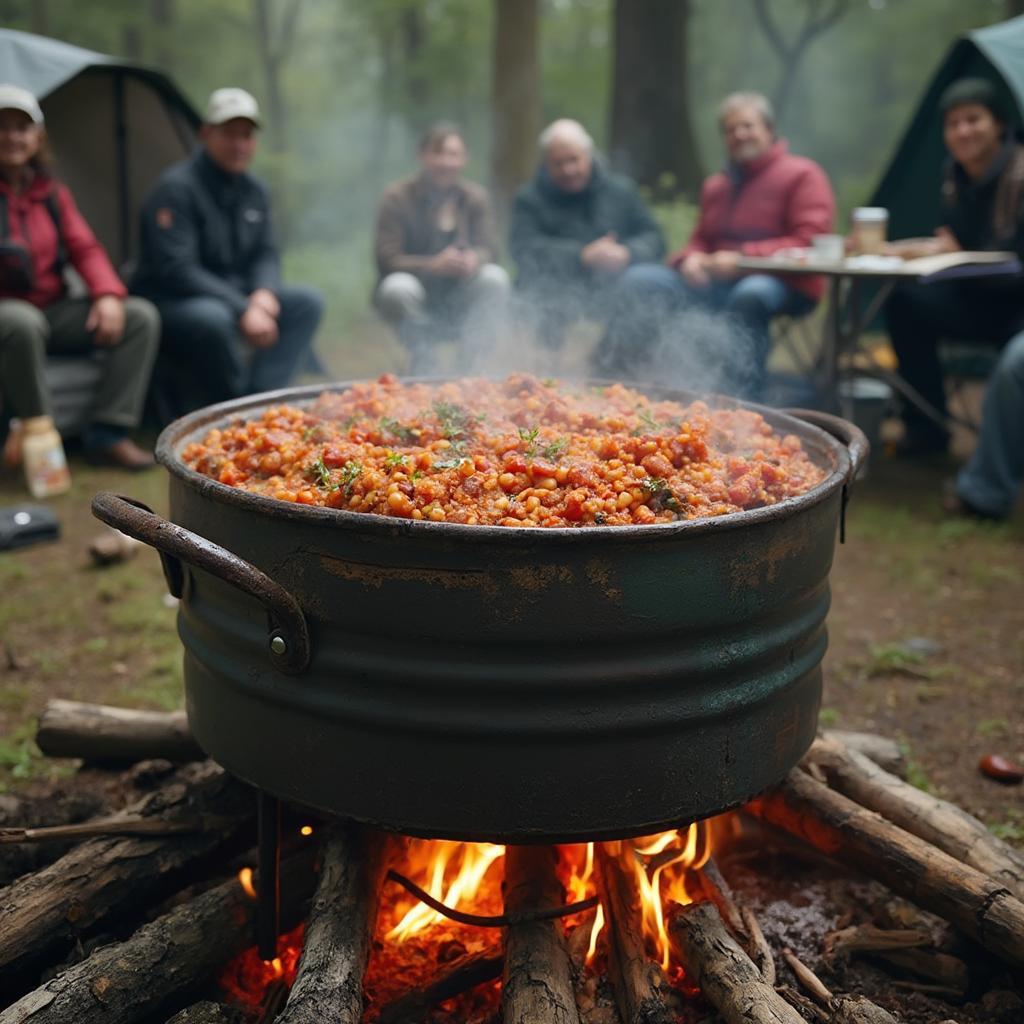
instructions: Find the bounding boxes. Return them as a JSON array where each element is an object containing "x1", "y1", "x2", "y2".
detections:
[{"x1": 0, "y1": 192, "x2": 8, "y2": 239}]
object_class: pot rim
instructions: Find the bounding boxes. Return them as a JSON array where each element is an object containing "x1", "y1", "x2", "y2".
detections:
[{"x1": 155, "y1": 377, "x2": 854, "y2": 546}]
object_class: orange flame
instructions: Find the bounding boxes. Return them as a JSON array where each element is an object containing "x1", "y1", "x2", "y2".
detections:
[
  {"x1": 299, "y1": 825, "x2": 314, "y2": 836},
  {"x1": 626, "y1": 822, "x2": 711, "y2": 972},
  {"x1": 387, "y1": 840, "x2": 505, "y2": 941},
  {"x1": 238, "y1": 866, "x2": 257, "y2": 899}
]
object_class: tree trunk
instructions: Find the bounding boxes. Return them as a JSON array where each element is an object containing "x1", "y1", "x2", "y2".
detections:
[
  {"x1": 149, "y1": 0, "x2": 176, "y2": 72},
  {"x1": 490, "y1": 0, "x2": 541, "y2": 227},
  {"x1": 609, "y1": 0, "x2": 702, "y2": 199}
]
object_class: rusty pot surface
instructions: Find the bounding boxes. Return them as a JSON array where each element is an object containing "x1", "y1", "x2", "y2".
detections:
[{"x1": 94, "y1": 381, "x2": 866, "y2": 843}]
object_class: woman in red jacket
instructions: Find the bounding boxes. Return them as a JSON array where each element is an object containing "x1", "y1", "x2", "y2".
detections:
[{"x1": 0, "y1": 84, "x2": 158, "y2": 471}]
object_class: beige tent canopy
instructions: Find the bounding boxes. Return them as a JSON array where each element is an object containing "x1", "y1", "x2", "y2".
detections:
[{"x1": 0, "y1": 28, "x2": 200, "y2": 267}]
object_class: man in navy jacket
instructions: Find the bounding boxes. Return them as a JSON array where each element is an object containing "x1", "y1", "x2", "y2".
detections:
[{"x1": 134, "y1": 88, "x2": 322, "y2": 410}]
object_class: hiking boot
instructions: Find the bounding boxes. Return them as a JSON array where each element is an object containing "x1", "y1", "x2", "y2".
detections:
[{"x1": 86, "y1": 438, "x2": 156, "y2": 472}]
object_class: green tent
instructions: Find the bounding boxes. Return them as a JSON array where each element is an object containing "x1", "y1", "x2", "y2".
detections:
[
  {"x1": 0, "y1": 28, "x2": 199, "y2": 266},
  {"x1": 872, "y1": 15, "x2": 1024, "y2": 239}
]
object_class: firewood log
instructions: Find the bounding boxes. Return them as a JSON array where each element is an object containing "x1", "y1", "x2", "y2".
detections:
[
  {"x1": 595, "y1": 843, "x2": 671, "y2": 1024},
  {"x1": 36, "y1": 700, "x2": 204, "y2": 764},
  {"x1": 275, "y1": 826, "x2": 398, "y2": 1024},
  {"x1": 667, "y1": 901, "x2": 804, "y2": 1024},
  {"x1": 0, "y1": 761, "x2": 252, "y2": 997},
  {"x1": 0, "y1": 849, "x2": 316, "y2": 1024},
  {"x1": 502, "y1": 846, "x2": 581, "y2": 1024},
  {"x1": 750, "y1": 768, "x2": 1024, "y2": 968},
  {"x1": 806, "y1": 735, "x2": 1024, "y2": 900},
  {"x1": 0, "y1": 790, "x2": 106, "y2": 887},
  {"x1": 822, "y1": 731, "x2": 906, "y2": 778},
  {"x1": 163, "y1": 1002, "x2": 244, "y2": 1024},
  {"x1": 377, "y1": 951, "x2": 503, "y2": 1024}
]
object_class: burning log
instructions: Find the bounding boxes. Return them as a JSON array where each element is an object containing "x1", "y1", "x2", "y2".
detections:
[
  {"x1": 806, "y1": 735, "x2": 1024, "y2": 900},
  {"x1": 667, "y1": 900, "x2": 804, "y2": 1024},
  {"x1": 595, "y1": 842, "x2": 671, "y2": 1024},
  {"x1": 275, "y1": 825, "x2": 397, "y2": 1024},
  {"x1": 0, "y1": 761, "x2": 252, "y2": 992},
  {"x1": 35, "y1": 700, "x2": 203, "y2": 764},
  {"x1": 750, "y1": 768, "x2": 1024, "y2": 968},
  {"x1": 502, "y1": 846, "x2": 581, "y2": 1024},
  {"x1": 0, "y1": 848, "x2": 316, "y2": 1024},
  {"x1": 377, "y1": 951, "x2": 503, "y2": 1024}
]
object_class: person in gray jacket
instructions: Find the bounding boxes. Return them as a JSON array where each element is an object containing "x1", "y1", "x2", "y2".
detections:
[
  {"x1": 509, "y1": 119, "x2": 665, "y2": 349},
  {"x1": 133, "y1": 88, "x2": 322, "y2": 412}
]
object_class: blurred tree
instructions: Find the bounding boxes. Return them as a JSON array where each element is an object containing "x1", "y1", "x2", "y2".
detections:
[
  {"x1": 751, "y1": 0, "x2": 852, "y2": 127},
  {"x1": 490, "y1": 0, "x2": 541, "y2": 221},
  {"x1": 252, "y1": 0, "x2": 304, "y2": 156},
  {"x1": 608, "y1": 0, "x2": 702, "y2": 198},
  {"x1": 149, "y1": 0, "x2": 175, "y2": 71}
]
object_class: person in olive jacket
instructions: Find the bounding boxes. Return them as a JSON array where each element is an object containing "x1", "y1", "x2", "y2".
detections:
[
  {"x1": 509, "y1": 119, "x2": 665, "y2": 349},
  {"x1": 133, "y1": 88, "x2": 323, "y2": 413}
]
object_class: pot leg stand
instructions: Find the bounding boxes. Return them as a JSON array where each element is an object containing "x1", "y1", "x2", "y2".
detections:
[{"x1": 257, "y1": 790, "x2": 281, "y2": 961}]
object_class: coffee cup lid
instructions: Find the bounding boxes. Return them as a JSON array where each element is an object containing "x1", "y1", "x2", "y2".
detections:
[{"x1": 852, "y1": 207, "x2": 888, "y2": 222}]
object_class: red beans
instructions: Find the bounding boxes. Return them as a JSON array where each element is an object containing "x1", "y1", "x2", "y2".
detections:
[{"x1": 181, "y1": 375, "x2": 825, "y2": 528}]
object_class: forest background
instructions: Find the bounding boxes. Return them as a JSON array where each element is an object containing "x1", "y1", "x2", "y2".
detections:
[{"x1": 2, "y1": 0, "x2": 1023, "y2": 351}]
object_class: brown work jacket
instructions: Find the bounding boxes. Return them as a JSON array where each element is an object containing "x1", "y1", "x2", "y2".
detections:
[{"x1": 374, "y1": 173, "x2": 499, "y2": 288}]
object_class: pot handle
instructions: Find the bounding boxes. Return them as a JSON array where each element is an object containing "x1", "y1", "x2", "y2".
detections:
[
  {"x1": 91, "y1": 492, "x2": 310, "y2": 674},
  {"x1": 781, "y1": 409, "x2": 869, "y2": 544}
]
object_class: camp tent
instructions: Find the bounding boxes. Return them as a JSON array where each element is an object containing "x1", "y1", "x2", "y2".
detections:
[
  {"x1": 0, "y1": 28, "x2": 199, "y2": 267},
  {"x1": 872, "y1": 15, "x2": 1024, "y2": 239}
]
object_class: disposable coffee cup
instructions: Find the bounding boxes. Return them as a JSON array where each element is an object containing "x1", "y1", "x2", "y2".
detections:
[
  {"x1": 851, "y1": 207, "x2": 888, "y2": 255},
  {"x1": 811, "y1": 233, "x2": 844, "y2": 262}
]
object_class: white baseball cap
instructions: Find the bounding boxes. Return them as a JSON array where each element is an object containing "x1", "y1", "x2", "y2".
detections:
[
  {"x1": 205, "y1": 87, "x2": 261, "y2": 127},
  {"x1": 0, "y1": 84, "x2": 44, "y2": 125}
]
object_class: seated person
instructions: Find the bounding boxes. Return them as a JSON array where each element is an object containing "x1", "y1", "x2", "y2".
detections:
[
  {"x1": 944, "y1": 330, "x2": 1024, "y2": 520},
  {"x1": 509, "y1": 118, "x2": 665, "y2": 349},
  {"x1": 596, "y1": 92, "x2": 834, "y2": 399},
  {"x1": 374, "y1": 123, "x2": 510, "y2": 373},
  {"x1": 0, "y1": 84, "x2": 158, "y2": 471},
  {"x1": 885, "y1": 78, "x2": 1024, "y2": 458},
  {"x1": 133, "y1": 88, "x2": 323, "y2": 413}
]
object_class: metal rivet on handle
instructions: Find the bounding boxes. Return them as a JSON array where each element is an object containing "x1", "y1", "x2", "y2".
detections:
[{"x1": 270, "y1": 635, "x2": 288, "y2": 656}]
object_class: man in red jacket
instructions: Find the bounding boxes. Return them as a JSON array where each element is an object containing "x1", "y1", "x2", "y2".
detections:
[{"x1": 595, "y1": 92, "x2": 834, "y2": 399}]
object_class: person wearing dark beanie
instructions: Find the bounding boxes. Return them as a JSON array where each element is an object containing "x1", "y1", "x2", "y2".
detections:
[{"x1": 883, "y1": 76, "x2": 1024, "y2": 520}]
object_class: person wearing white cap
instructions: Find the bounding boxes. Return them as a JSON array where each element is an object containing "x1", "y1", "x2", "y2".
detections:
[
  {"x1": 0, "y1": 83, "x2": 159, "y2": 472},
  {"x1": 132, "y1": 87, "x2": 323, "y2": 414}
]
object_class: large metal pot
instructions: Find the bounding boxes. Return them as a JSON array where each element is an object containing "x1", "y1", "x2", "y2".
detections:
[{"x1": 94, "y1": 381, "x2": 866, "y2": 844}]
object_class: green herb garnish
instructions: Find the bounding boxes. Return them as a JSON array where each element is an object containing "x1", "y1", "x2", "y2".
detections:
[
  {"x1": 541, "y1": 437, "x2": 569, "y2": 460},
  {"x1": 518, "y1": 425, "x2": 540, "y2": 456},
  {"x1": 306, "y1": 457, "x2": 333, "y2": 488},
  {"x1": 433, "y1": 401, "x2": 472, "y2": 440},
  {"x1": 339, "y1": 460, "x2": 363, "y2": 495},
  {"x1": 379, "y1": 416, "x2": 417, "y2": 442}
]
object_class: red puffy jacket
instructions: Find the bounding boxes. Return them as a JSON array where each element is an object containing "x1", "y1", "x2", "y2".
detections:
[
  {"x1": 0, "y1": 172, "x2": 126, "y2": 308},
  {"x1": 668, "y1": 141, "x2": 835, "y2": 302}
]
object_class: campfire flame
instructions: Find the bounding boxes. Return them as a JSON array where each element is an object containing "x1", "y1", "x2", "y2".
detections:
[
  {"x1": 238, "y1": 866, "x2": 257, "y2": 900},
  {"x1": 630, "y1": 822, "x2": 711, "y2": 971},
  {"x1": 387, "y1": 840, "x2": 505, "y2": 941}
]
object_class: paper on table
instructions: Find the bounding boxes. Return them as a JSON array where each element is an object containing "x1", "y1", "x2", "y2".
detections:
[{"x1": 900, "y1": 250, "x2": 1019, "y2": 275}]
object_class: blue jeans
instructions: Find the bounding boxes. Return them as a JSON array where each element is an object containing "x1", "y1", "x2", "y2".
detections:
[
  {"x1": 154, "y1": 285, "x2": 323, "y2": 408},
  {"x1": 594, "y1": 263, "x2": 813, "y2": 399},
  {"x1": 956, "y1": 330, "x2": 1024, "y2": 519}
]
